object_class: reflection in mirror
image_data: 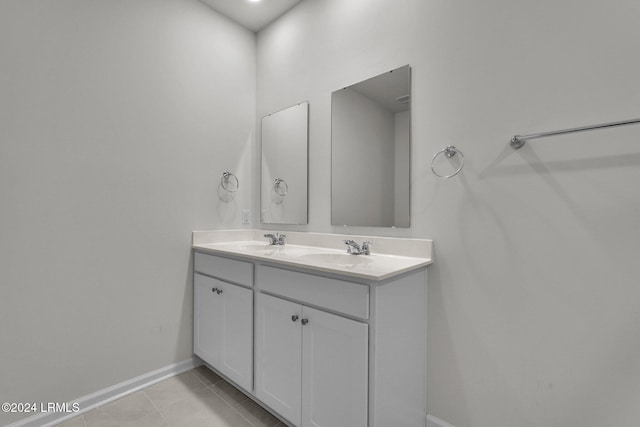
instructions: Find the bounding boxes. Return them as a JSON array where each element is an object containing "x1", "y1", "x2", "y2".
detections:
[
  {"x1": 261, "y1": 102, "x2": 309, "y2": 225},
  {"x1": 331, "y1": 65, "x2": 411, "y2": 227}
]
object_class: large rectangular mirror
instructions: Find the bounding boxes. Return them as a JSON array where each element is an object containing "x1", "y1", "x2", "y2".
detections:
[
  {"x1": 261, "y1": 102, "x2": 309, "y2": 225},
  {"x1": 331, "y1": 65, "x2": 411, "y2": 227}
]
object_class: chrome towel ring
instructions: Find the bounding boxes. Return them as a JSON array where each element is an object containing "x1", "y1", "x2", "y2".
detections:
[
  {"x1": 274, "y1": 177, "x2": 288, "y2": 196},
  {"x1": 221, "y1": 171, "x2": 239, "y2": 192},
  {"x1": 431, "y1": 146, "x2": 464, "y2": 179}
]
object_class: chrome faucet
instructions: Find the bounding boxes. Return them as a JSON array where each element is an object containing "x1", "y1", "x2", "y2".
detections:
[
  {"x1": 264, "y1": 233, "x2": 286, "y2": 246},
  {"x1": 343, "y1": 240, "x2": 372, "y2": 255}
]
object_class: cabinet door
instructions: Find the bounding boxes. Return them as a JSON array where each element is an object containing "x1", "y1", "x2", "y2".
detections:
[
  {"x1": 301, "y1": 306, "x2": 368, "y2": 427},
  {"x1": 194, "y1": 274, "x2": 221, "y2": 367},
  {"x1": 256, "y1": 293, "x2": 302, "y2": 426},
  {"x1": 194, "y1": 274, "x2": 253, "y2": 393},
  {"x1": 218, "y1": 281, "x2": 253, "y2": 392}
]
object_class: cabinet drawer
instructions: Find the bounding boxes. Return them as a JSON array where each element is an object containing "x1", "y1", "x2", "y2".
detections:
[
  {"x1": 256, "y1": 265, "x2": 369, "y2": 319},
  {"x1": 194, "y1": 252, "x2": 253, "y2": 287}
]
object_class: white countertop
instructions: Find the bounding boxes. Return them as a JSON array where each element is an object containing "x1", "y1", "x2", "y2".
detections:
[{"x1": 192, "y1": 230, "x2": 433, "y2": 281}]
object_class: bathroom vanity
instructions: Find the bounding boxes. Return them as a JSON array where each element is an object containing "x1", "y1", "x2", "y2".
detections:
[{"x1": 192, "y1": 230, "x2": 432, "y2": 427}]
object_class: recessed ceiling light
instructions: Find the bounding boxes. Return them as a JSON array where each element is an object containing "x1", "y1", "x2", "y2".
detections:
[{"x1": 248, "y1": 0, "x2": 261, "y2": 3}]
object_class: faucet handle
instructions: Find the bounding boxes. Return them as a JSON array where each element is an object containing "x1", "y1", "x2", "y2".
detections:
[
  {"x1": 343, "y1": 239, "x2": 357, "y2": 248},
  {"x1": 343, "y1": 239, "x2": 360, "y2": 254},
  {"x1": 361, "y1": 241, "x2": 373, "y2": 255}
]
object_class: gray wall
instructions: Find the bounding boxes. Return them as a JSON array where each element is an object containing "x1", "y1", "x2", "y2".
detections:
[
  {"x1": 0, "y1": 0, "x2": 255, "y2": 424},
  {"x1": 257, "y1": 0, "x2": 640, "y2": 426}
]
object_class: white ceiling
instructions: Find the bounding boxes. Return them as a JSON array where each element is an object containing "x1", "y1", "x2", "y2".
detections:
[{"x1": 199, "y1": 0, "x2": 304, "y2": 32}]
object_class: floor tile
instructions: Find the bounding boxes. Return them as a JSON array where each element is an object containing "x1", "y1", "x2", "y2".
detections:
[
  {"x1": 52, "y1": 368, "x2": 291, "y2": 427},
  {"x1": 54, "y1": 416, "x2": 86, "y2": 427},
  {"x1": 158, "y1": 386, "x2": 252, "y2": 427},
  {"x1": 83, "y1": 391, "x2": 165, "y2": 427},
  {"x1": 208, "y1": 379, "x2": 250, "y2": 408},
  {"x1": 191, "y1": 365, "x2": 224, "y2": 385},
  {"x1": 235, "y1": 399, "x2": 282, "y2": 427},
  {"x1": 144, "y1": 371, "x2": 208, "y2": 410}
]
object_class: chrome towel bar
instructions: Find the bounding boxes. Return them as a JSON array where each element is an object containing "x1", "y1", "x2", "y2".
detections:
[{"x1": 510, "y1": 117, "x2": 640, "y2": 149}]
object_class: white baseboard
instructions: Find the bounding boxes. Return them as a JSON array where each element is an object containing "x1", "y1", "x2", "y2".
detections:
[
  {"x1": 427, "y1": 414, "x2": 456, "y2": 427},
  {"x1": 6, "y1": 356, "x2": 202, "y2": 427}
]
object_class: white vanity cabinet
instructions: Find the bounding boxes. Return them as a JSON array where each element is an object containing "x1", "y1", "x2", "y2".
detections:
[
  {"x1": 255, "y1": 293, "x2": 368, "y2": 427},
  {"x1": 193, "y1": 249, "x2": 427, "y2": 427},
  {"x1": 193, "y1": 255, "x2": 253, "y2": 392}
]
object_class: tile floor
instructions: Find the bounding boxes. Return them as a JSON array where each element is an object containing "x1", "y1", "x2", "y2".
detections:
[{"x1": 54, "y1": 366, "x2": 286, "y2": 427}]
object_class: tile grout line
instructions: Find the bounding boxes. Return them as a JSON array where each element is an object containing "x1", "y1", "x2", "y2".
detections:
[
  {"x1": 210, "y1": 384, "x2": 283, "y2": 427},
  {"x1": 198, "y1": 369, "x2": 283, "y2": 427},
  {"x1": 190, "y1": 367, "x2": 225, "y2": 388},
  {"x1": 190, "y1": 367, "x2": 252, "y2": 410},
  {"x1": 188, "y1": 369, "x2": 209, "y2": 387},
  {"x1": 144, "y1": 369, "x2": 213, "y2": 426},
  {"x1": 189, "y1": 368, "x2": 245, "y2": 411},
  {"x1": 69, "y1": 368, "x2": 283, "y2": 427},
  {"x1": 190, "y1": 368, "x2": 274, "y2": 427},
  {"x1": 210, "y1": 390, "x2": 280, "y2": 427},
  {"x1": 205, "y1": 381, "x2": 250, "y2": 409},
  {"x1": 142, "y1": 390, "x2": 169, "y2": 427},
  {"x1": 188, "y1": 369, "x2": 259, "y2": 427},
  {"x1": 58, "y1": 368, "x2": 270, "y2": 427},
  {"x1": 232, "y1": 400, "x2": 262, "y2": 427}
]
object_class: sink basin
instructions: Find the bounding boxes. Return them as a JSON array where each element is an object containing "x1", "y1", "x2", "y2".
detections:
[
  {"x1": 297, "y1": 253, "x2": 373, "y2": 266},
  {"x1": 236, "y1": 243, "x2": 272, "y2": 251},
  {"x1": 207, "y1": 242, "x2": 374, "y2": 268},
  {"x1": 227, "y1": 243, "x2": 319, "y2": 257}
]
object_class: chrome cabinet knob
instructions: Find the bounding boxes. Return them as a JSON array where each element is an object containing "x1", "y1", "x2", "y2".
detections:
[
  {"x1": 216, "y1": 289, "x2": 223, "y2": 294},
  {"x1": 211, "y1": 287, "x2": 218, "y2": 293},
  {"x1": 301, "y1": 318, "x2": 309, "y2": 325},
  {"x1": 291, "y1": 315, "x2": 299, "y2": 322}
]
